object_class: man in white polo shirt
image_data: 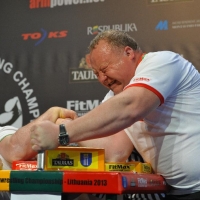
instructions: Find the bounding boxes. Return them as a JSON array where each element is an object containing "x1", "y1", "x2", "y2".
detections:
[{"x1": 30, "y1": 30, "x2": 200, "y2": 200}]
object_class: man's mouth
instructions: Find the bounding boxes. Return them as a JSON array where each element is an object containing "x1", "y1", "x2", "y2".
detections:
[{"x1": 108, "y1": 80, "x2": 116, "y2": 87}]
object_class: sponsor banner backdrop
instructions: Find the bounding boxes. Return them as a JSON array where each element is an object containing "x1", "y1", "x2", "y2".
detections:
[{"x1": 0, "y1": 0, "x2": 200, "y2": 127}]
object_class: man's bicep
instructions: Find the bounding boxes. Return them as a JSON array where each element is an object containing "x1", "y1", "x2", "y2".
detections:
[{"x1": 122, "y1": 86, "x2": 160, "y2": 120}]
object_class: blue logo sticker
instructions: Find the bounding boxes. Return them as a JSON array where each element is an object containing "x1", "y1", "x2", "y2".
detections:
[
  {"x1": 80, "y1": 153, "x2": 92, "y2": 167},
  {"x1": 122, "y1": 176, "x2": 127, "y2": 188},
  {"x1": 155, "y1": 20, "x2": 168, "y2": 30}
]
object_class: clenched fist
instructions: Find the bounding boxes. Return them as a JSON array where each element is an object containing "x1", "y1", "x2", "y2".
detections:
[{"x1": 30, "y1": 120, "x2": 59, "y2": 151}]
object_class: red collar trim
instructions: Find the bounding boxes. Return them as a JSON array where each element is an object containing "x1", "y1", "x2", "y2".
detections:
[{"x1": 136, "y1": 53, "x2": 146, "y2": 68}]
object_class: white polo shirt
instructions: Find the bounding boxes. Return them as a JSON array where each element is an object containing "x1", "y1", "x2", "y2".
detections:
[{"x1": 103, "y1": 51, "x2": 200, "y2": 195}]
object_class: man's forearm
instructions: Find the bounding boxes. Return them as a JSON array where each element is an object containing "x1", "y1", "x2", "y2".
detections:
[
  {"x1": 66, "y1": 87, "x2": 159, "y2": 144},
  {"x1": 66, "y1": 93, "x2": 136, "y2": 143}
]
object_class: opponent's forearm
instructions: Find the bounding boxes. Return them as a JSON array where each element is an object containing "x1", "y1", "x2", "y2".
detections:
[
  {"x1": 3, "y1": 107, "x2": 77, "y2": 162},
  {"x1": 1, "y1": 123, "x2": 37, "y2": 163}
]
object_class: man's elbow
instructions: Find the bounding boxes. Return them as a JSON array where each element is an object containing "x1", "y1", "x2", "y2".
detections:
[{"x1": 105, "y1": 150, "x2": 130, "y2": 163}]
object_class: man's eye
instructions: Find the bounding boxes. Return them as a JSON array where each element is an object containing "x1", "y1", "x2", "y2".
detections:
[
  {"x1": 101, "y1": 68, "x2": 105, "y2": 72},
  {"x1": 93, "y1": 72, "x2": 99, "y2": 77},
  {"x1": 101, "y1": 67, "x2": 107, "y2": 73}
]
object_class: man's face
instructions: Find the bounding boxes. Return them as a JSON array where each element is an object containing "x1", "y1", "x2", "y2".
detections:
[{"x1": 90, "y1": 40, "x2": 135, "y2": 95}]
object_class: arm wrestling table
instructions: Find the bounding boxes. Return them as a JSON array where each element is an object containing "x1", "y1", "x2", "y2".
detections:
[
  {"x1": 0, "y1": 150, "x2": 168, "y2": 200},
  {"x1": 0, "y1": 169, "x2": 168, "y2": 200}
]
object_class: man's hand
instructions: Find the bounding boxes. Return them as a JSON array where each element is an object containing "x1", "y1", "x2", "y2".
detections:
[{"x1": 30, "y1": 120, "x2": 60, "y2": 151}]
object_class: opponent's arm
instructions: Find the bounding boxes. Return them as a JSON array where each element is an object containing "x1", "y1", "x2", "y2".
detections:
[{"x1": 0, "y1": 107, "x2": 77, "y2": 163}]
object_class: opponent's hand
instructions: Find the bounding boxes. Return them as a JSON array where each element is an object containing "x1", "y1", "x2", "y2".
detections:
[
  {"x1": 55, "y1": 117, "x2": 72, "y2": 125},
  {"x1": 30, "y1": 120, "x2": 60, "y2": 151},
  {"x1": 37, "y1": 107, "x2": 77, "y2": 124}
]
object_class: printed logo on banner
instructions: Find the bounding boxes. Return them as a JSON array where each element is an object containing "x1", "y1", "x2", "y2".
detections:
[
  {"x1": 149, "y1": 179, "x2": 162, "y2": 186},
  {"x1": 122, "y1": 176, "x2": 128, "y2": 188},
  {"x1": 29, "y1": 0, "x2": 105, "y2": 9},
  {"x1": 0, "y1": 97, "x2": 23, "y2": 128},
  {"x1": 0, "y1": 58, "x2": 40, "y2": 127},
  {"x1": 66, "y1": 100, "x2": 100, "y2": 117},
  {"x1": 147, "y1": 0, "x2": 193, "y2": 5},
  {"x1": 52, "y1": 153, "x2": 74, "y2": 166},
  {"x1": 87, "y1": 23, "x2": 138, "y2": 35},
  {"x1": 130, "y1": 179, "x2": 136, "y2": 187},
  {"x1": 155, "y1": 20, "x2": 168, "y2": 30},
  {"x1": 80, "y1": 153, "x2": 92, "y2": 167},
  {"x1": 156, "y1": 19, "x2": 200, "y2": 30},
  {"x1": 172, "y1": 19, "x2": 200, "y2": 29},
  {"x1": 21, "y1": 29, "x2": 68, "y2": 46},
  {"x1": 69, "y1": 54, "x2": 98, "y2": 83},
  {"x1": 137, "y1": 178, "x2": 147, "y2": 187}
]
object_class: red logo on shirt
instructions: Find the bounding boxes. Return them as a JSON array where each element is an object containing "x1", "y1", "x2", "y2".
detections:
[{"x1": 133, "y1": 77, "x2": 150, "y2": 82}]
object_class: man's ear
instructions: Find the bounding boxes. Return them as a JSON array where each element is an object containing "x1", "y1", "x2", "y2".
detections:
[{"x1": 124, "y1": 46, "x2": 135, "y2": 59}]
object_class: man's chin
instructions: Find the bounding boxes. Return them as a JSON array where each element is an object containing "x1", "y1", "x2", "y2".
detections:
[{"x1": 112, "y1": 87, "x2": 123, "y2": 95}]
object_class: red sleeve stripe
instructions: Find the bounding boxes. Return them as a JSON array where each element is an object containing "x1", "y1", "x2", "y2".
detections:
[{"x1": 124, "y1": 83, "x2": 164, "y2": 105}]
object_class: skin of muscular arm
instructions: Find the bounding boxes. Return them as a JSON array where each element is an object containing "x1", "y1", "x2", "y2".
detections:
[
  {"x1": 31, "y1": 87, "x2": 160, "y2": 152},
  {"x1": 77, "y1": 131, "x2": 134, "y2": 162},
  {"x1": 56, "y1": 118, "x2": 134, "y2": 200},
  {"x1": 67, "y1": 87, "x2": 160, "y2": 142},
  {"x1": 0, "y1": 107, "x2": 77, "y2": 164},
  {"x1": 57, "y1": 116, "x2": 134, "y2": 162}
]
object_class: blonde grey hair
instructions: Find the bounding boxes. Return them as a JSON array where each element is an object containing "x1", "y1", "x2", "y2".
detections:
[{"x1": 88, "y1": 29, "x2": 140, "y2": 52}]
